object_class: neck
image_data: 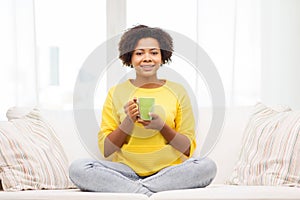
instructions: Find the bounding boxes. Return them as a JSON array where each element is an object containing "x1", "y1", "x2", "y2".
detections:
[{"x1": 131, "y1": 77, "x2": 165, "y2": 88}]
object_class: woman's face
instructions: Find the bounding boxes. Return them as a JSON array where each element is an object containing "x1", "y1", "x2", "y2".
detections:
[{"x1": 131, "y1": 37, "x2": 162, "y2": 78}]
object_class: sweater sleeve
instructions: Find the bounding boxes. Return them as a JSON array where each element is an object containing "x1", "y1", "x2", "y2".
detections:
[
  {"x1": 98, "y1": 87, "x2": 119, "y2": 156},
  {"x1": 175, "y1": 86, "x2": 197, "y2": 157}
]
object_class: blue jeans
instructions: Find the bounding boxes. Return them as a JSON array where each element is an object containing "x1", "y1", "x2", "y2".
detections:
[{"x1": 69, "y1": 157, "x2": 217, "y2": 196}]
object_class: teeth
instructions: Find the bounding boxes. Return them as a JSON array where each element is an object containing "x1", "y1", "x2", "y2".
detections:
[{"x1": 141, "y1": 65, "x2": 153, "y2": 68}]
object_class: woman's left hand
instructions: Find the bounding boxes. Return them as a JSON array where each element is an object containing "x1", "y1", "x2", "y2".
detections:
[{"x1": 137, "y1": 113, "x2": 165, "y2": 131}]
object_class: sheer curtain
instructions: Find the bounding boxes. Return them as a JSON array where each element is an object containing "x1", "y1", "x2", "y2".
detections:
[
  {"x1": 0, "y1": 0, "x2": 106, "y2": 120},
  {"x1": 0, "y1": 0, "x2": 261, "y2": 120},
  {"x1": 126, "y1": 0, "x2": 261, "y2": 107},
  {"x1": 197, "y1": 0, "x2": 261, "y2": 107},
  {"x1": 34, "y1": 0, "x2": 106, "y2": 109},
  {"x1": 0, "y1": 0, "x2": 37, "y2": 120}
]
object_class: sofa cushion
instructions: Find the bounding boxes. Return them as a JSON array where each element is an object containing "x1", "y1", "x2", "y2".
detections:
[
  {"x1": 150, "y1": 185, "x2": 300, "y2": 200},
  {"x1": 0, "y1": 189, "x2": 149, "y2": 200},
  {"x1": 205, "y1": 106, "x2": 252, "y2": 184},
  {"x1": 0, "y1": 108, "x2": 75, "y2": 191},
  {"x1": 227, "y1": 103, "x2": 300, "y2": 186},
  {"x1": 6, "y1": 106, "x2": 34, "y2": 120}
]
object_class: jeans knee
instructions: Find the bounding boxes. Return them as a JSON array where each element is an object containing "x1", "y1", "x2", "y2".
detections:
[
  {"x1": 69, "y1": 158, "x2": 94, "y2": 182},
  {"x1": 194, "y1": 157, "x2": 217, "y2": 181},
  {"x1": 207, "y1": 158, "x2": 217, "y2": 180},
  {"x1": 196, "y1": 157, "x2": 217, "y2": 187},
  {"x1": 69, "y1": 160, "x2": 81, "y2": 181}
]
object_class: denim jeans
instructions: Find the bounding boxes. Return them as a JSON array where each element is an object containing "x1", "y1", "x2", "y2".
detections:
[{"x1": 69, "y1": 157, "x2": 217, "y2": 197}]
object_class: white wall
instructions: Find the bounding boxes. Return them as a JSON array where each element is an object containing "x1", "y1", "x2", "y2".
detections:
[{"x1": 261, "y1": 0, "x2": 300, "y2": 109}]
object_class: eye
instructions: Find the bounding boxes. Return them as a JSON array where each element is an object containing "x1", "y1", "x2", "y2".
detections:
[
  {"x1": 151, "y1": 51, "x2": 159, "y2": 55},
  {"x1": 135, "y1": 52, "x2": 143, "y2": 56}
]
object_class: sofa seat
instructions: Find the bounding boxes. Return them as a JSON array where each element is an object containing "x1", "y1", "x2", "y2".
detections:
[
  {"x1": 150, "y1": 185, "x2": 300, "y2": 200},
  {"x1": 0, "y1": 189, "x2": 149, "y2": 200},
  {"x1": 1, "y1": 185, "x2": 299, "y2": 200},
  {"x1": 1, "y1": 106, "x2": 300, "y2": 200}
]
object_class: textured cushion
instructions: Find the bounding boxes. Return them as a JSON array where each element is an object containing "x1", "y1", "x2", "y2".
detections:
[
  {"x1": 6, "y1": 106, "x2": 34, "y2": 120},
  {"x1": 0, "y1": 108, "x2": 75, "y2": 191},
  {"x1": 227, "y1": 103, "x2": 300, "y2": 186}
]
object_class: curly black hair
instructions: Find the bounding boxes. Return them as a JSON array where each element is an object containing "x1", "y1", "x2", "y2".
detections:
[{"x1": 118, "y1": 25, "x2": 173, "y2": 67}]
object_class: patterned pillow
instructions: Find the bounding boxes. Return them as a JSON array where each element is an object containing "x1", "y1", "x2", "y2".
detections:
[
  {"x1": 227, "y1": 103, "x2": 300, "y2": 186},
  {"x1": 0, "y1": 108, "x2": 75, "y2": 191}
]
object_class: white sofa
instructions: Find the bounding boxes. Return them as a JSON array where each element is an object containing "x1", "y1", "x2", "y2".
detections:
[{"x1": 0, "y1": 106, "x2": 300, "y2": 200}]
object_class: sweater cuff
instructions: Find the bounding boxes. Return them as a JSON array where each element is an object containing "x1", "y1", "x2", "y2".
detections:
[{"x1": 119, "y1": 116, "x2": 134, "y2": 135}]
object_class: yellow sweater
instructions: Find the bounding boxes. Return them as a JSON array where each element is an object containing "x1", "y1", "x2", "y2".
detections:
[{"x1": 98, "y1": 80, "x2": 196, "y2": 176}]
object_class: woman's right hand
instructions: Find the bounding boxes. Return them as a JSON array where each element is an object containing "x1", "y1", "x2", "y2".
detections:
[{"x1": 124, "y1": 97, "x2": 139, "y2": 122}]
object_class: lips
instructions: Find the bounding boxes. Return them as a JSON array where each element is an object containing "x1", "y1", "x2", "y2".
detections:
[{"x1": 140, "y1": 65, "x2": 155, "y2": 71}]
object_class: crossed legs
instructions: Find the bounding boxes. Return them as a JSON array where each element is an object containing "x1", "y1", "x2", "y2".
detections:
[{"x1": 69, "y1": 157, "x2": 217, "y2": 196}]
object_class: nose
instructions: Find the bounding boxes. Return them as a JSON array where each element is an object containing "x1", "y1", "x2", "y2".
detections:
[{"x1": 142, "y1": 53, "x2": 152, "y2": 63}]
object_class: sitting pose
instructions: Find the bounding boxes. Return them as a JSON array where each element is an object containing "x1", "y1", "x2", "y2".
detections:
[{"x1": 69, "y1": 25, "x2": 217, "y2": 196}]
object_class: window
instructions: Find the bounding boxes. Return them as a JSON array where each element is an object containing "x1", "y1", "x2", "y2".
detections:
[
  {"x1": 126, "y1": 0, "x2": 261, "y2": 107},
  {"x1": 0, "y1": 0, "x2": 261, "y2": 120},
  {"x1": 35, "y1": 0, "x2": 106, "y2": 109}
]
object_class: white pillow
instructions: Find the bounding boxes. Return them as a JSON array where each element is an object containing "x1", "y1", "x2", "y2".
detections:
[
  {"x1": 0, "y1": 108, "x2": 75, "y2": 191},
  {"x1": 227, "y1": 103, "x2": 300, "y2": 186},
  {"x1": 6, "y1": 106, "x2": 34, "y2": 120}
]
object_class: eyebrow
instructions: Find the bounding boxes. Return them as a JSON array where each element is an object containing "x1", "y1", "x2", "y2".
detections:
[{"x1": 134, "y1": 48, "x2": 160, "y2": 51}]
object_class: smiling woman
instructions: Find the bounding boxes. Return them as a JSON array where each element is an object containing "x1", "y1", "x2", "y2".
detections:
[
  {"x1": 69, "y1": 25, "x2": 217, "y2": 196},
  {"x1": 130, "y1": 38, "x2": 162, "y2": 82},
  {"x1": 117, "y1": 25, "x2": 174, "y2": 88}
]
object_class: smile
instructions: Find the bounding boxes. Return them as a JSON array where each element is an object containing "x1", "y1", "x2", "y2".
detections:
[{"x1": 140, "y1": 65, "x2": 155, "y2": 70}]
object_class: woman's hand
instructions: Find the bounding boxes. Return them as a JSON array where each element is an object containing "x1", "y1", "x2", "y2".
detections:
[
  {"x1": 138, "y1": 113, "x2": 165, "y2": 131},
  {"x1": 118, "y1": 98, "x2": 139, "y2": 136},
  {"x1": 138, "y1": 112, "x2": 191, "y2": 156},
  {"x1": 124, "y1": 98, "x2": 139, "y2": 122}
]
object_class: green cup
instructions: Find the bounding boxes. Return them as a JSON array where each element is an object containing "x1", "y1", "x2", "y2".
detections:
[{"x1": 138, "y1": 97, "x2": 155, "y2": 120}]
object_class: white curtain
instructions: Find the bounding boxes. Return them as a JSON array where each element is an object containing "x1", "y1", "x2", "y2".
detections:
[
  {"x1": 0, "y1": 0, "x2": 37, "y2": 120},
  {"x1": 0, "y1": 0, "x2": 106, "y2": 120},
  {"x1": 125, "y1": 0, "x2": 262, "y2": 107},
  {"x1": 0, "y1": 0, "x2": 263, "y2": 120},
  {"x1": 0, "y1": 0, "x2": 268, "y2": 120},
  {"x1": 261, "y1": 0, "x2": 300, "y2": 110},
  {"x1": 196, "y1": 0, "x2": 261, "y2": 107}
]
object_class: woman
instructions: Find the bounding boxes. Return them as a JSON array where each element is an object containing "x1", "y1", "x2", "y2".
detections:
[{"x1": 69, "y1": 25, "x2": 217, "y2": 196}]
